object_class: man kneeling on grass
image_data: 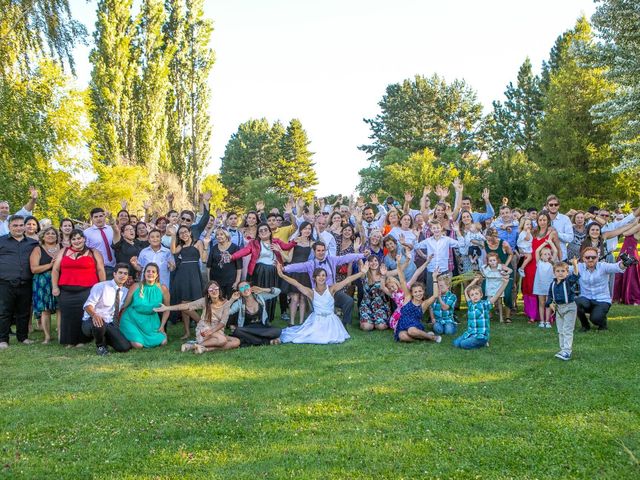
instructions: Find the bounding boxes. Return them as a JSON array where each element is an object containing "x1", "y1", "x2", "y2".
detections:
[
  {"x1": 453, "y1": 273, "x2": 509, "y2": 350},
  {"x1": 81, "y1": 263, "x2": 132, "y2": 356}
]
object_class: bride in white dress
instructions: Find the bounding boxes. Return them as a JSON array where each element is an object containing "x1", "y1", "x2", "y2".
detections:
[{"x1": 276, "y1": 262, "x2": 368, "y2": 344}]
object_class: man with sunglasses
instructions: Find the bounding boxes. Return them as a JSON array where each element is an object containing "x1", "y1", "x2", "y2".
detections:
[
  {"x1": 178, "y1": 191, "x2": 211, "y2": 241},
  {"x1": 575, "y1": 246, "x2": 627, "y2": 331},
  {"x1": 545, "y1": 195, "x2": 573, "y2": 261}
]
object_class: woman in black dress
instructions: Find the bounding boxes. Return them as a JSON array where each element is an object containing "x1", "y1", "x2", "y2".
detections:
[
  {"x1": 171, "y1": 225, "x2": 206, "y2": 339},
  {"x1": 112, "y1": 223, "x2": 144, "y2": 285},
  {"x1": 281, "y1": 221, "x2": 314, "y2": 325},
  {"x1": 206, "y1": 228, "x2": 241, "y2": 299}
]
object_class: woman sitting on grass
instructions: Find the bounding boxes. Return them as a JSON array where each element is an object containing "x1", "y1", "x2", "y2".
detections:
[
  {"x1": 393, "y1": 261, "x2": 442, "y2": 344},
  {"x1": 154, "y1": 281, "x2": 241, "y2": 354},
  {"x1": 227, "y1": 281, "x2": 282, "y2": 347},
  {"x1": 453, "y1": 273, "x2": 509, "y2": 350},
  {"x1": 276, "y1": 262, "x2": 368, "y2": 344}
]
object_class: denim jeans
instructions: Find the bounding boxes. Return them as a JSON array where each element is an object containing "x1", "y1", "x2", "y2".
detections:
[
  {"x1": 433, "y1": 322, "x2": 457, "y2": 335},
  {"x1": 453, "y1": 334, "x2": 487, "y2": 349}
]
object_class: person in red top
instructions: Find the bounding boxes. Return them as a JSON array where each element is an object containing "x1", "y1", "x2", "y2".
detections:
[
  {"x1": 226, "y1": 223, "x2": 296, "y2": 322},
  {"x1": 52, "y1": 229, "x2": 106, "y2": 346}
]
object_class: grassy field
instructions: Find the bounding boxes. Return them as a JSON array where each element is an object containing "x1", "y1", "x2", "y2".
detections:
[{"x1": 1, "y1": 305, "x2": 639, "y2": 479}]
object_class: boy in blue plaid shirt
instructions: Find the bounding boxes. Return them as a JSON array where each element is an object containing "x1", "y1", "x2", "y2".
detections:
[
  {"x1": 430, "y1": 275, "x2": 457, "y2": 335},
  {"x1": 453, "y1": 273, "x2": 509, "y2": 349}
]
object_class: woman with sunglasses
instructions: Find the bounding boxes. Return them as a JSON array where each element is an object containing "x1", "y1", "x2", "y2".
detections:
[
  {"x1": 226, "y1": 222, "x2": 296, "y2": 322},
  {"x1": 228, "y1": 282, "x2": 283, "y2": 346},
  {"x1": 170, "y1": 225, "x2": 206, "y2": 339},
  {"x1": 154, "y1": 281, "x2": 241, "y2": 353}
]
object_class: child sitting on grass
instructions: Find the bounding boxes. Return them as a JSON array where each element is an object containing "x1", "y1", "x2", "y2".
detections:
[
  {"x1": 453, "y1": 273, "x2": 509, "y2": 350},
  {"x1": 546, "y1": 258, "x2": 580, "y2": 361},
  {"x1": 393, "y1": 264, "x2": 442, "y2": 343},
  {"x1": 429, "y1": 274, "x2": 457, "y2": 336},
  {"x1": 481, "y1": 252, "x2": 513, "y2": 323}
]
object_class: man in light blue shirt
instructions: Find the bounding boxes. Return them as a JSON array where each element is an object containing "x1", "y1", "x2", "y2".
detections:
[
  {"x1": 545, "y1": 195, "x2": 574, "y2": 260},
  {"x1": 575, "y1": 246, "x2": 626, "y2": 331},
  {"x1": 460, "y1": 188, "x2": 495, "y2": 223}
]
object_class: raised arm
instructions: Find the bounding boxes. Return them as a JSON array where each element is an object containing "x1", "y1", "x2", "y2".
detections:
[
  {"x1": 330, "y1": 261, "x2": 368, "y2": 295},
  {"x1": 489, "y1": 276, "x2": 510, "y2": 304},
  {"x1": 464, "y1": 275, "x2": 482, "y2": 302},
  {"x1": 397, "y1": 259, "x2": 411, "y2": 299},
  {"x1": 407, "y1": 254, "x2": 432, "y2": 288},
  {"x1": 154, "y1": 297, "x2": 205, "y2": 313},
  {"x1": 602, "y1": 219, "x2": 639, "y2": 240},
  {"x1": 421, "y1": 268, "x2": 441, "y2": 311},
  {"x1": 276, "y1": 263, "x2": 313, "y2": 300}
]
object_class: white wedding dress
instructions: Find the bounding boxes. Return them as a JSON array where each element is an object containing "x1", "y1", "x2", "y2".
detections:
[{"x1": 280, "y1": 288, "x2": 350, "y2": 344}]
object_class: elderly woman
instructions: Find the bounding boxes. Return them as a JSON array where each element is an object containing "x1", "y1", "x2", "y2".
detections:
[
  {"x1": 228, "y1": 281, "x2": 282, "y2": 346},
  {"x1": 576, "y1": 246, "x2": 627, "y2": 331}
]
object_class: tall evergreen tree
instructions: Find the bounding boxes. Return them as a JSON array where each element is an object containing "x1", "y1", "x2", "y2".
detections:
[
  {"x1": 486, "y1": 58, "x2": 543, "y2": 157},
  {"x1": 274, "y1": 119, "x2": 318, "y2": 202},
  {"x1": 89, "y1": 0, "x2": 138, "y2": 166},
  {"x1": 135, "y1": 0, "x2": 174, "y2": 179},
  {"x1": 536, "y1": 16, "x2": 635, "y2": 206},
  {"x1": 183, "y1": 0, "x2": 214, "y2": 199},
  {"x1": 220, "y1": 119, "x2": 285, "y2": 208},
  {"x1": 591, "y1": 0, "x2": 640, "y2": 171}
]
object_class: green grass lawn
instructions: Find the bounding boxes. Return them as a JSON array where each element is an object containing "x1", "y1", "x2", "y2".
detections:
[{"x1": 1, "y1": 305, "x2": 639, "y2": 479}]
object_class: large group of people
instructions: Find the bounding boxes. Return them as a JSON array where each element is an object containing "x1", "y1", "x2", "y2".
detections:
[{"x1": 1, "y1": 182, "x2": 639, "y2": 362}]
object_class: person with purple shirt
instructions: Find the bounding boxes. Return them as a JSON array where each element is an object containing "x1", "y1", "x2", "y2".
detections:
[{"x1": 283, "y1": 241, "x2": 367, "y2": 326}]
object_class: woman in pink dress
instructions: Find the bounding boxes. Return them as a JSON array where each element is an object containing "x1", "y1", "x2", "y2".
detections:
[
  {"x1": 522, "y1": 212, "x2": 560, "y2": 322},
  {"x1": 613, "y1": 223, "x2": 640, "y2": 305}
]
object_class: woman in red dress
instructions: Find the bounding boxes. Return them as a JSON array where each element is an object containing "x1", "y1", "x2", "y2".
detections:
[{"x1": 522, "y1": 212, "x2": 560, "y2": 322}]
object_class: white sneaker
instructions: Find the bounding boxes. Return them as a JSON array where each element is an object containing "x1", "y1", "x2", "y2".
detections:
[
  {"x1": 434, "y1": 335, "x2": 442, "y2": 344},
  {"x1": 0, "y1": 342, "x2": 8, "y2": 350},
  {"x1": 518, "y1": 268, "x2": 525, "y2": 277},
  {"x1": 22, "y1": 339, "x2": 35, "y2": 345},
  {"x1": 545, "y1": 322, "x2": 552, "y2": 329},
  {"x1": 538, "y1": 321, "x2": 546, "y2": 328}
]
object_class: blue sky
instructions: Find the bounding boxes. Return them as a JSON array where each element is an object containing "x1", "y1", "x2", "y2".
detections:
[{"x1": 69, "y1": 0, "x2": 596, "y2": 195}]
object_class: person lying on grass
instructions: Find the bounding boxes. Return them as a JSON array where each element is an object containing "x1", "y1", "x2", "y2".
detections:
[
  {"x1": 453, "y1": 273, "x2": 509, "y2": 350},
  {"x1": 154, "y1": 280, "x2": 241, "y2": 354},
  {"x1": 393, "y1": 261, "x2": 442, "y2": 344}
]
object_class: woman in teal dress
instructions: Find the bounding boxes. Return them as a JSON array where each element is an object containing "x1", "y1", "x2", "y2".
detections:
[{"x1": 119, "y1": 263, "x2": 170, "y2": 348}]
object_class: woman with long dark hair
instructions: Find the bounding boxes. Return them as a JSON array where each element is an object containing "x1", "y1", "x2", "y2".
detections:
[
  {"x1": 170, "y1": 225, "x2": 206, "y2": 339},
  {"x1": 51, "y1": 229, "x2": 105, "y2": 346},
  {"x1": 59, "y1": 218, "x2": 74, "y2": 248},
  {"x1": 280, "y1": 221, "x2": 314, "y2": 325},
  {"x1": 155, "y1": 281, "x2": 241, "y2": 353},
  {"x1": 227, "y1": 222, "x2": 296, "y2": 322},
  {"x1": 30, "y1": 227, "x2": 61, "y2": 343}
]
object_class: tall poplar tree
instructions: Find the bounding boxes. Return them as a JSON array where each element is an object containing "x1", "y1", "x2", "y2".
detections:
[
  {"x1": 183, "y1": 0, "x2": 214, "y2": 199},
  {"x1": 135, "y1": 0, "x2": 174, "y2": 179},
  {"x1": 164, "y1": 0, "x2": 189, "y2": 184},
  {"x1": 274, "y1": 119, "x2": 318, "y2": 202},
  {"x1": 89, "y1": 0, "x2": 138, "y2": 165}
]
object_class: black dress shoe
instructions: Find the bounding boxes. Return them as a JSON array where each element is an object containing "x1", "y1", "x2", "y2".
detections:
[{"x1": 96, "y1": 346, "x2": 109, "y2": 356}]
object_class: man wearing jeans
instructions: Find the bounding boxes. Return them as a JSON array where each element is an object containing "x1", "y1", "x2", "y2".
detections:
[
  {"x1": 284, "y1": 242, "x2": 366, "y2": 326},
  {"x1": 81, "y1": 263, "x2": 132, "y2": 356},
  {"x1": 575, "y1": 247, "x2": 626, "y2": 331}
]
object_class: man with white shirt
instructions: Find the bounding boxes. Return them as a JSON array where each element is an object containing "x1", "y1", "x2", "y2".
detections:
[
  {"x1": 134, "y1": 230, "x2": 174, "y2": 288},
  {"x1": 414, "y1": 220, "x2": 463, "y2": 295},
  {"x1": 81, "y1": 263, "x2": 132, "y2": 356},
  {"x1": 314, "y1": 215, "x2": 337, "y2": 257},
  {"x1": 545, "y1": 195, "x2": 574, "y2": 261},
  {"x1": 0, "y1": 187, "x2": 38, "y2": 237},
  {"x1": 83, "y1": 208, "x2": 116, "y2": 279},
  {"x1": 598, "y1": 206, "x2": 640, "y2": 259}
]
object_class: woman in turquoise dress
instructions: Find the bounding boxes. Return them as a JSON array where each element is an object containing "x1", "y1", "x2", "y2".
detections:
[{"x1": 119, "y1": 263, "x2": 170, "y2": 348}]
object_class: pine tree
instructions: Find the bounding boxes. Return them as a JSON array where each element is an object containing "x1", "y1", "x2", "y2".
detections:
[
  {"x1": 487, "y1": 58, "x2": 543, "y2": 157},
  {"x1": 274, "y1": 119, "x2": 318, "y2": 202},
  {"x1": 135, "y1": 0, "x2": 174, "y2": 179},
  {"x1": 89, "y1": 0, "x2": 138, "y2": 165},
  {"x1": 591, "y1": 0, "x2": 640, "y2": 171},
  {"x1": 536, "y1": 16, "x2": 634, "y2": 206},
  {"x1": 220, "y1": 119, "x2": 285, "y2": 208}
]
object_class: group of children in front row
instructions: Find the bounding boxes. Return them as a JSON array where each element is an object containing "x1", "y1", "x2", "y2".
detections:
[{"x1": 387, "y1": 240, "x2": 580, "y2": 361}]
